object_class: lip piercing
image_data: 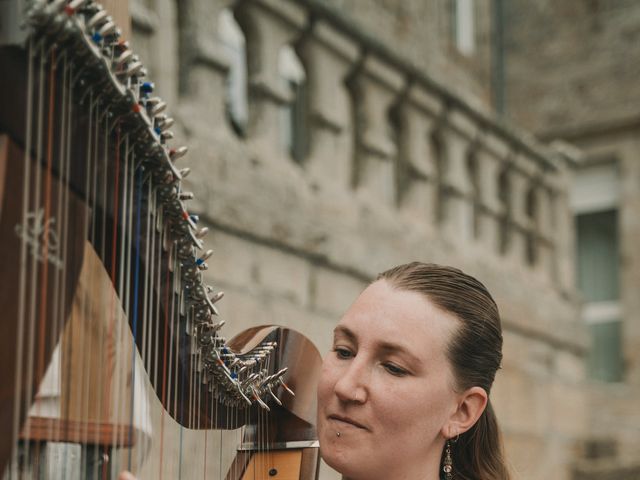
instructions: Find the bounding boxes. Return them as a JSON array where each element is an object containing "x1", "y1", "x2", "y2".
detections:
[{"x1": 336, "y1": 432, "x2": 341, "y2": 437}]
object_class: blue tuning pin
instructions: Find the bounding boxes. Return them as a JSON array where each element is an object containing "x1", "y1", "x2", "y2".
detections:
[
  {"x1": 141, "y1": 82, "x2": 154, "y2": 94},
  {"x1": 92, "y1": 32, "x2": 103, "y2": 44},
  {"x1": 196, "y1": 249, "x2": 213, "y2": 266},
  {"x1": 190, "y1": 214, "x2": 199, "y2": 224}
]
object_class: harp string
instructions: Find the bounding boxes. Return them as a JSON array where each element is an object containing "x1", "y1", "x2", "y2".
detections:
[
  {"x1": 158, "y1": 247, "x2": 172, "y2": 479},
  {"x1": 22, "y1": 41, "x2": 47, "y2": 476},
  {"x1": 50, "y1": 48, "x2": 68, "y2": 467},
  {"x1": 85, "y1": 89, "x2": 102, "y2": 480},
  {"x1": 101, "y1": 116, "x2": 119, "y2": 480},
  {"x1": 36, "y1": 46, "x2": 55, "y2": 400},
  {"x1": 6, "y1": 4, "x2": 313, "y2": 478},
  {"x1": 127, "y1": 163, "x2": 143, "y2": 472},
  {"x1": 77, "y1": 86, "x2": 93, "y2": 479},
  {"x1": 12, "y1": 35, "x2": 35, "y2": 478}
]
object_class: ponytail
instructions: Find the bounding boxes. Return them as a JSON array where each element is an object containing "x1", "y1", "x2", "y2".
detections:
[{"x1": 448, "y1": 400, "x2": 510, "y2": 480}]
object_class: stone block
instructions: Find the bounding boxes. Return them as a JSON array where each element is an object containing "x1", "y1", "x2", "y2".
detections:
[
  {"x1": 311, "y1": 266, "x2": 366, "y2": 318},
  {"x1": 253, "y1": 245, "x2": 312, "y2": 307},
  {"x1": 491, "y1": 366, "x2": 548, "y2": 436},
  {"x1": 203, "y1": 230, "x2": 258, "y2": 290},
  {"x1": 554, "y1": 349, "x2": 585, "y2": 382},
  {"x1": 548, "y1": 380, "x2": 588, "y2": 438}
]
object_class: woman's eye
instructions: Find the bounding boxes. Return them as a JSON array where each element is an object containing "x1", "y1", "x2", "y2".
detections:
[
  {"x1": 333, "y1": 347, "x2": 353, "y2": 360},
  {"x1": 383, "y1": 363, "x2": 408, "y2": 377}
]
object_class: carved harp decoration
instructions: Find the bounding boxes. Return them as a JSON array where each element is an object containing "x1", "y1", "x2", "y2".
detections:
[{"x1": 0, "y1": 1, "x2": 321, "y2": 479}]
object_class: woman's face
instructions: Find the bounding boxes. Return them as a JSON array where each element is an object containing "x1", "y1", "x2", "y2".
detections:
[{"x1": 317, "y1": 280, "x2": 461, "y2": 480}]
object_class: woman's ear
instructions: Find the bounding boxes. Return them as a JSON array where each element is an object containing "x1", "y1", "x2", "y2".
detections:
[{"x1": 442, "y1": 386, "x2": 488, "y2": 438}]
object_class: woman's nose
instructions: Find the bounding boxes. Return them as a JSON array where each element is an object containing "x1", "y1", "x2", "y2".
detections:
[{"x1": 333, "y1": 356, "x2": 368, "y2": 404}]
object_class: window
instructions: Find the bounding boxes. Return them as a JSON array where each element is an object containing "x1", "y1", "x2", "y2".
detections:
[
  {"x1": 278, "y1": 45, "x2": 308, "y2": 163},
  {"x1": 525, "y1": 186, "x2": 539, "y2": 265},
  {"x1": 571, "y1": 161, "x2": 622, "y2": 382},
  {"x1": 497, "y1": 166, "x2": 511, "y2": 254},
  {"x1": 466, "y1": 151, "x2": 480, "y2": 238},
  {"x1": 431, "y1": 133, "x2": 447, "y2": 224},
  {"x1": 219, "y1": 8, "x2": 248, "y2": 135},
  {"x1": 452, "y1": 0, "x2": 476, "y2": 55}
]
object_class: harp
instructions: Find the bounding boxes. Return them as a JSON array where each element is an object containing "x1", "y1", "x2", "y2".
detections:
[{"x1": 0, "y1": 1, "x2": 322, "y2": 478}]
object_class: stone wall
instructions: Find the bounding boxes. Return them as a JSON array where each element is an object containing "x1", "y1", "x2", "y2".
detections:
[
  {"x1": 299, "y1": 0, "x2": 496, "y2": 112},
  {"x1": 129, "y1": 1, "x2": 589, "y2": 479},
  {"x1": 503, "y1": 0, "x2": 640, "y2": 137},
  {"x1": 504, "y1": 1, "x2": 640, "y2": 476}
]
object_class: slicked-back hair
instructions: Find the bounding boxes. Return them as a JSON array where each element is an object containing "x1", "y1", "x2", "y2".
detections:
[{"x1": 378, "y1": 262, "x2": 510, "y2": 480}]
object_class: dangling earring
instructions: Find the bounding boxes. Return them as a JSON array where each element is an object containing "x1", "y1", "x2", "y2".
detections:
[{"x1": 442, "y1": 439, "x2": 453, "y2": 480}]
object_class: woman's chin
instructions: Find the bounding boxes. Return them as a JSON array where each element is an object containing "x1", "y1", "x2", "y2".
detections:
[{"x1": 320, "y1": 442, "x2": 364, "y2": 479}]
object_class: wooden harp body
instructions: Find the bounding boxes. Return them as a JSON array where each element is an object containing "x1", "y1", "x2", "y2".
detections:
[{"x1": 0, "y1": 1, "x2": 321, "y2": 479}]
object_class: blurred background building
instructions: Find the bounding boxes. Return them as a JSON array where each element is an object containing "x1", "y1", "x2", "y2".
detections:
[{"x1": 123, "y1": 0, "x2": 640, "y2": 478}]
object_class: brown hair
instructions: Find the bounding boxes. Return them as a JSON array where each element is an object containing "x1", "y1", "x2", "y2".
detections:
[{"x1": 378, "y1": 262, "x2": 510, "y2": 480}]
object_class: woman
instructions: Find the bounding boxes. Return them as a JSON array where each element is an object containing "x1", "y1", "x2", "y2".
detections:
[
  {"x1": 121, "y1": 262, "x2": 509, "y2": 480},
  {"x1": 316, "y1": 262, "x2": 510, "y2": 480}
]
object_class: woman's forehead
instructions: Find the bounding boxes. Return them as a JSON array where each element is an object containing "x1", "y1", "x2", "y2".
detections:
[{"x1": 336, "y1": 280, "x2": 459, "y2": 353}]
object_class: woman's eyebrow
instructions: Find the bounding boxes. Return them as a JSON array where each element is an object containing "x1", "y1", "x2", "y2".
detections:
[
  {"x1": 378, "y1": 342, "x2": 422, "y2": 365},
  {"x1": 333, "y1": 325, "x2": 357, "y2": 342},
  {"x1": 333, "y1": 327, "x2": 421, "y2": 365}
]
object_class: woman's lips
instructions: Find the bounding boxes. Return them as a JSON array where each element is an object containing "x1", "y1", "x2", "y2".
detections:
[{"x1": 328, "y1": 414, "x2": 368, "y2": 430}]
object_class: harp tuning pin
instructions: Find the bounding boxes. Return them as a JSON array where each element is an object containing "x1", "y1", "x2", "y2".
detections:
[
  {"x1": 196, "y1": 250, "x2": 213, "y2": 265},
  {"x1": 180, "y1": 167, "x2": 191, "y2": 178},
  {"x1": 91, "y1": 32, "x2": 103, "y2": 44},
  {"x1": 275, "y1": 368, "x2": 295, "y2": 396},
  {"x1": 179, "y1": 191, "x2": 194, "y2": 201},
  {"x1": 87, "y1": 9, "x2": 108, "y2": 29},
  {"x1": 213, "y1": 320, "x2": 226, "y2": 332},
  {"x1": 169, "y1": 146, "x2": 188, "y2": 161},
  {"x1": 161, "y1": 131, "x2": 174, "y2": 141},
  {"x1": 160, "y1": 117, "x2": 175, "y2": 130},
  {"x1": 190, "y1": 214, "x2": 199, "y2": 224},
  {"x1": 146, "y1": 96, "x2": 161, "y2": 107},
  {"x1": 238, "y1": 388, "x2": 253, "y2": 406},
  {"x1": 267, "y1": 386, "x2": 283, "y2": 406},
  {"x1": 114, "y1": 49, "x2": 133, "y2": 66},
  {"x1": 195, "y1": 226, "x2": 208, "y2": 238},
  {"x1": 125, "y1": 61, "x2": 143, "y2": 77},
  {"x1": 155, "y1": 117, "x2": 174, "y2": 135},
  {"x1": 98, "y1": 21, "x2": 117, "y2": 37},
  {"x1": 141, "y1": 81, "x2": 154, "y2": 95},
  {"x1": 150, "y1": 100, "x2": 167, "y2": 115},
  {"x1": 210, "y1": 291, "x2": 224, "y2": 304},
  {"x1": 252, "y1": 390, "x2": 270, "y2": 411}
]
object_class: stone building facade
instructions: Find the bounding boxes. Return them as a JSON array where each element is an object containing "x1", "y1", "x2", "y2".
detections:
[
  {"x1": 502, "y1": 1, "x2": 640, "y2": 477},
  {"x1": 122, "y1": 0, "x2": 639, "y2": 479}
]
